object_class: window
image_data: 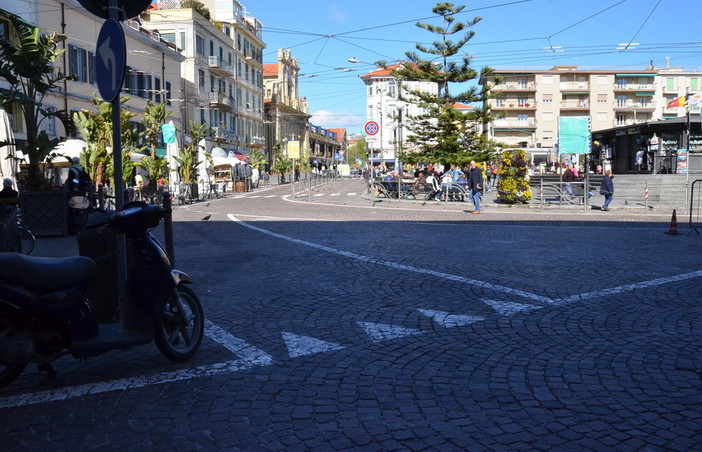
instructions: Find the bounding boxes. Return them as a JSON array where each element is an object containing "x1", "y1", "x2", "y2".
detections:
[
  {"x1": 542, "y1": 94, "x2": 552, "y2": 103},
  {"x1": 195, "y1": 35, "x2": 205, "y2": 55},
  {"x1": 165, "y1": 81, "x2": 172, "y2": 104},
  {"x1": 68, "y1": 44, "x2": 92, "y2": 83},
  {"x1": 615, "y1": 77, "x2": 627, "y2": 89},
  {"x1": 616, "y1": 95, "x2": 627, "y2": 107},
  {"x1": 177, "y1": 32, "x2": 185, "y2": 50},
  {"x1": 691, "y1": 78, "x2": 699, "y2": 91},
  {"x1": 543, "y1": 112, "x2": 553, "y2": 121},
  {"x1": 209, "y1": 40, "x2": 214, "y2": 56},
  {"x1": 542, "y1": 131, "x2": 553, "y2": 140},
  {"x1": 597, "y1": 75, "x2": 608, "y2": 85},
  {"x1": 198, "y1": 69, "x2": 205, "y2": 89},
  {"x1": 542, "y1": 75, "x2": 553, "y2": 84},
  {"x1": 518, "y1": 77, "x2": 528, "y2": 88},
  {"x1": 597, "y1": 112, "x2": 607, "y2": 122},
  {"x1": 161, "y1": 32, "x2": 175, "y2": 44},
  {"x1": 517, "y1": 114, "x2": 528, "y2": 124},
  {"x1": 597, "y1": 94, "x2": 607, "y2": 103},
  {"x1": 495, "y1": 98, "x2": 505, "y2": 107},
  {"x1": 666, "y1": 77, "x2": 675, "y2": 90},
  {"x1": 517, "y1": 97, "x2": 527, "y2": 106},
  {"x1": 154, "y1": 77, "x2": 161, "y2": 103},
  {"x1": 616, "y1": 114, "x2": 626, "y2": 125},
  {"x1": 210, "y1": 74, "x2": 215, "y2": 92}
]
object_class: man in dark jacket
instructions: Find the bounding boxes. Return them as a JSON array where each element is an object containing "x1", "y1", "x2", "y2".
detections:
[
  {"x1": 600, "y1": 170, "x2": 614, "y2": 211},
  {"x1": 468, "y1": 160, "x2": 484, "y2": 214},
  {"x1": 562, "y1": 164, "x2": 575, "y2": 198}
]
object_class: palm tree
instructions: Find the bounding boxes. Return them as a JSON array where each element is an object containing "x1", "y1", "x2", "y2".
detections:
[
  {"x1": 0, "y1": 11, "x2": 75, "y2": 190},
  {"x1": 141, "y1": 100, "x2": 171, "y2": 160}
]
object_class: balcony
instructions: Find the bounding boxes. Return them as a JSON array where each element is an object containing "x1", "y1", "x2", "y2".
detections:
[
  {"x1": 492, "y1": 120, "x2": 536, "y2": 129},
  {"x1": 210, "y1": 127, "x2": 236, "y2": 142},
  {"x1": 560, "y1": 101, "x2": 590, "y2": 110},
  {"x1": 560, "y1": 82, "x2": 590, "y2": 92},
  {"x1": 208, "y1": 56, "x2": 234, "y2": 77},
  {"x1": 492, "y1": 103, "x2": 535, "y2": 110},
  {"x1": 613, "y1": 101, "x2": 656, "y2": 111},
  {"x1": 613, "y1": 84, "x2": 655, "y2": 92},
  {"x1": 493, "y1": 82, "x2": 536, "y2": 92},
  {"x1": 209, "y1": 92, "x2": 233, "y2": 110}
]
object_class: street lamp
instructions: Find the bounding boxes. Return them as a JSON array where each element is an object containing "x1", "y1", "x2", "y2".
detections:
[{"x1": 395, "y1": 100, "x2": 406, "y2": 201}]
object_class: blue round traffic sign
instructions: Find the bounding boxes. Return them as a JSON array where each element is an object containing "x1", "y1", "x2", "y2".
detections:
[
  {"x1": 96, "y1": 19, "x2": 126, "y2": 102},
  {"x1": 364, "y1": 121, "x2": 380, "y2": 136}
]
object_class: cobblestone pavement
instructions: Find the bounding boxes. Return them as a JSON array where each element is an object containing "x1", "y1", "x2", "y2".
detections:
[{"x1": 2, "y1": 178, "x2": 701, "y2": 450}]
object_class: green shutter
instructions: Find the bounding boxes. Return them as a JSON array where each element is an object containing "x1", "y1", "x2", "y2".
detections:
[
  {"x1": 691, "y1": 78, "x2": 699, "y2": 92},
  {"x1": 666, "y1": 78, "x2": 675, "y2": 90}
]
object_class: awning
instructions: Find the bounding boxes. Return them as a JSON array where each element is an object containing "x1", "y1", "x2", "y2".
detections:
[
  {"x1": 636, "y1": 92, "x2": 655, "y2": 96},
  {"x1": 616, "y1": 73, "x2": 655, "y2": 77},
  {"x1": 155, "y1": 147, "x2": 167, "y2": 158}
]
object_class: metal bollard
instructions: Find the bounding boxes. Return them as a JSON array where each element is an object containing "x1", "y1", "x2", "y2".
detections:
[{"x1": 162, "y1": 191, "x2": 175, "y2": 268}]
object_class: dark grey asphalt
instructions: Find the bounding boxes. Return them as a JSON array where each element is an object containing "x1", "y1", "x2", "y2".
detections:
[{"x1": 1, "y1": 178, "x2": 700, "y2": 451}]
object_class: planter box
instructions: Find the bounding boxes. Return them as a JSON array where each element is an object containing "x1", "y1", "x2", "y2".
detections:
[{"x1": 20, "y1": 190, "x2": 68, "y2": 237}]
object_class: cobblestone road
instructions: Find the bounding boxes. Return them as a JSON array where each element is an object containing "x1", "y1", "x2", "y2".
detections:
[{"x1": 1, "y1": 178, "x2": 700, "y2": 450}]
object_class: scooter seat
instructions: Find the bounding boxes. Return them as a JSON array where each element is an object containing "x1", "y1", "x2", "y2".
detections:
[{"x1": 0, "y1": 253, "x2": 96, "y2": 292}]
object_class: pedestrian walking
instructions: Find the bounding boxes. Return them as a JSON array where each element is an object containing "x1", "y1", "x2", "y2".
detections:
[
  {"x1": 562, "y1": 164, "x2": 575, "y2": 198},
  {"x1": 600, "y1": 170, "x2": 614, "y2": 211},
  {"x1": 468, "y1": 160, "x2": 484, "y2": 214}
]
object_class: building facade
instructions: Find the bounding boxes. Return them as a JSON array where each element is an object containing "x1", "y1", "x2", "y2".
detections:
[
  {"x1": 263, "y1": 49, "x2": 310, "y2": 169},
  {"x1": 479, "y1": 65, "x2": 702, "y2": 168},
  {"x1": 1, "y1": 0, "x2": 184, "y2": 154},
  {"x1": 145, "y1": 0, "x2": 265, "y2": 157},
  {"x1": 360, "y1": 66, "x2": 438, "y2": 168}
]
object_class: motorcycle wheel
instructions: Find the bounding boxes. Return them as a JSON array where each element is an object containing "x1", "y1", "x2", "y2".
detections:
[
  {"x1": 153, "y1": 285, "x2": 204, "y2": 361},
  {"x1": 0, "y1": 308, "x2": 28, "y2": 388}
]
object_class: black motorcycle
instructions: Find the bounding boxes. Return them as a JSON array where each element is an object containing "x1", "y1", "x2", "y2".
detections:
[{"x1": 0, "y1": 202, "x2": 204, "y2": 388}]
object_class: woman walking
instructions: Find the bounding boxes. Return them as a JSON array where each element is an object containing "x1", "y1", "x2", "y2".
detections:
[{"x1": 600, "y1": 170, "x2": 614, "y2": 211}]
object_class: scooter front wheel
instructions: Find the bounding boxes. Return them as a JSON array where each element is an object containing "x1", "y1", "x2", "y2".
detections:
[
  {"x1": 0, "y1": 307, "x2": 28, "y2": 388},
  {"x1": 153, "y1": 285, "x2": 204, "y2": 361}
]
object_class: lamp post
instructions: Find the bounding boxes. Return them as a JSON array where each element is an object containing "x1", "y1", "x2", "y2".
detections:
[{"x1": 395, "y1": 100, "x2": 406, "y2": 202}]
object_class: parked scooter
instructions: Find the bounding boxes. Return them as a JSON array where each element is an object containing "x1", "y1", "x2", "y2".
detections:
[{"x1": 0, "y1": 201, "x2": 204, "y2": 388}]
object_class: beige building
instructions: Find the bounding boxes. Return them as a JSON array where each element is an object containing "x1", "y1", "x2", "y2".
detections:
[
  {"x1": 263, "y1": 49, "x2": 310, "y2": 168},
  {"x1": 144, "y1": 0, "x2": 265, "y2": 156},
  {"x1": 1, "y1": 0, "x2": 184, "y2": 153},
  {"x1": 480, "y1": 65, "x2": 702, "y2": 166}
]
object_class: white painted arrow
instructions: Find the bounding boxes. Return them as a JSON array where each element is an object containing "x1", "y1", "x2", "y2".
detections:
[
  {"x1": 98, "y1": 35, "x2": 117, "y2": 91},
  {"x1": 357, "y1": 322, "x2": 422, "y2": 342},
  {"x1": 282, "y1": 332, "x2": 345, "y2": 358},
  {"x1": 417, "y1": 309, "x2": 485, "y2": 328},
  {"x1": 481, "y1": 299, "x2": 542, "y2": 316},
  {"x1": 205, "y1": 320, "x2": 273, "y2": 365}
]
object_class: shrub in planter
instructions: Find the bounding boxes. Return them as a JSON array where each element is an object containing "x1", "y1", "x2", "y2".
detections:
[{"x1": 497, "y1": 149, "x2": 532, "y2": 204}]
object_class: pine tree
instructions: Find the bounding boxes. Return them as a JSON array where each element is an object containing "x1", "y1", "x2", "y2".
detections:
[{"x1": 380, "y1": 2, "x2": 500, "y2": 166}]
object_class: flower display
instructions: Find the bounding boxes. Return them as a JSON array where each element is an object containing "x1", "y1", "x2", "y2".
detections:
[{"x1": 497, "y1": 149, "x2": 532, "y2": 204}]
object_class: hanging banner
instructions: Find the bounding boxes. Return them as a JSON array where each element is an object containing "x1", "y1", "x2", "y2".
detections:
[{"x1": 558, "y1": 116, "x2": 591, "y2": 154}]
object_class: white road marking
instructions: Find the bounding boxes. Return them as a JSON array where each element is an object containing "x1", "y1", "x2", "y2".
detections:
[
  {"x1": 228, "y1": 215, "x2": 553, "y2": 304},
  {"x1": 418, "y1": 309, "x2": 485, "y2": 327},
  {"x1": 205, "y1": 320, "x2": 273, "y2": 365},
  {"x1": 554, "y1": 269, "x2": 702, "y2": 304},
  {"x1": 0, "y1": 359, "x2": 262, "y2": 409},
  {"x1": 313, "y1": 193, "x2": 325, "y2": 197},
  {"x1": 482, "y1": 299, "x2": 543, "y2": 316},
  {"x1": 347, "y1": 192, "x2": 357, "y2": 196},
  {"x1": 357, "y1": 322, "x2": 422, "y2": 342},
  {"x1": 264, "y1": 195, "x2": 278, "y2": 198},
  {"x1": 282, "y1": 332, "x2": 345, "y2": 358}
]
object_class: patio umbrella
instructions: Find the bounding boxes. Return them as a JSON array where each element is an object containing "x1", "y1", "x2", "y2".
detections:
[{"x1": 0, "y1": 108, "x2": 18, "y2": 189}]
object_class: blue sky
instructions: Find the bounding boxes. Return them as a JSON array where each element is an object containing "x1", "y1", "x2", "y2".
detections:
[{"x1": 251, "y1": 0, "x2": 702, "y2": 134}]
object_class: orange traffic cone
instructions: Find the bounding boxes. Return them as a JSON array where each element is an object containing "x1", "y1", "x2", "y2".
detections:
[{"x1": 665, "y1": 209, "x2": 680, "y2": 235}]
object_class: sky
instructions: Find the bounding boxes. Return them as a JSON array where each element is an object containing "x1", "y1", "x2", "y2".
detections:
[{"x1": 250, "y1": 0, "x2": 702, "y2": 134}]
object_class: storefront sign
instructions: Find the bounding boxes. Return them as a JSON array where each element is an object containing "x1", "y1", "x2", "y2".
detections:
[{"x1": 677, "y1": 149, "x2": 688, "y2": 174}]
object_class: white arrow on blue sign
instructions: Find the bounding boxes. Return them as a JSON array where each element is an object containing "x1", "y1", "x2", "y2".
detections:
[{"x1": 96, "y1": 19, "x2": 126, "y2": 102}]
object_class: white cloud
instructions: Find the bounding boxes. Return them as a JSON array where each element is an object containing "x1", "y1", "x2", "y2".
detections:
[
  {"x1": 310, "y1": 109, "x2": 365, "y2": 132},
  {"x1": 328, "y1": 5, "x2": 347, "y2": 23}
]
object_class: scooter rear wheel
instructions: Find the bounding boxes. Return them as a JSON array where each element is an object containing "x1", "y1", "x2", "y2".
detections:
[
  {"x1": 0, "y1": 307, "x2": 28, "y2": 388},
  {"x1": 153, "y1": 285, "x2": 204, "y2": 361}
]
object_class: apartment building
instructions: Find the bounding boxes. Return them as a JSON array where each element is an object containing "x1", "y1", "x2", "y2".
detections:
[
  {"x1": 144, "y1": 0, "x2": 265, "y2": 157},
  {"x1": 1, "y1": 0, "x2": 184, "y2": 152},
  {"x1": 480, "y1": 65, "x2": 702, "y2": 167},
  {"x1": 263, "y1": 49, "x2": 310, "y2": 168},
  {"x1": 360, "y1": 66, "x2": 438, "y2": 168}
]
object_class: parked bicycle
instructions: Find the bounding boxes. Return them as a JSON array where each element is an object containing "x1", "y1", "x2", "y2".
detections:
[{"x1": 15, "y1": 208, "x2": 34, "y2": 255}]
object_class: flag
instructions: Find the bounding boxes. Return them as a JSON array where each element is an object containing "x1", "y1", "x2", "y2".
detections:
[
  {"x1": 686, "y1": 92, "x2": 702, "y2": 106},
  {"x1": 667, "y1": 96, "x2": 686, "y2": 108}
]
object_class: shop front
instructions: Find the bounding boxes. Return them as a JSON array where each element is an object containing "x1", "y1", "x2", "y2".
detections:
[{"x1": 592, "y1": 116, "x2": 702, "y2": 174}]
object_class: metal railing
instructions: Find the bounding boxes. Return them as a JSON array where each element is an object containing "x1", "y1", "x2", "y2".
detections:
[{"x1": 688, "y1": 179, "x2": 702, "y2": 233}]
